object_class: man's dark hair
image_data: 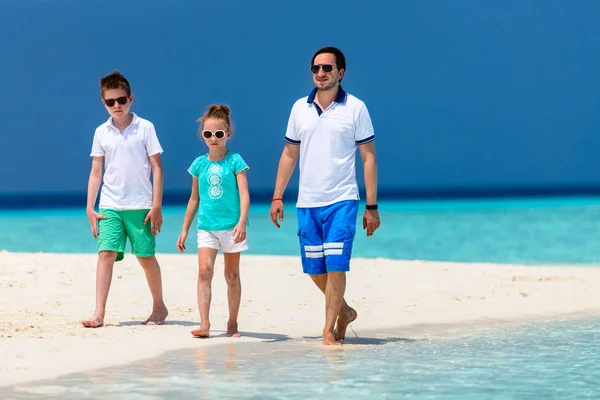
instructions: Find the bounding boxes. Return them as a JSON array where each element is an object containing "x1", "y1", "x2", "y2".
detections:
[{"x1": 311, "y1": 46, "x2": 346, "y2": 73}]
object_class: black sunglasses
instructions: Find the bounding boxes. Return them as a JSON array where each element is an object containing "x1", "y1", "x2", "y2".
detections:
[
  {"x1": 104, "y1": 96, "x2": 129, "y2": 107},
  {"x1": 202, "y1": 130, "x2": 226, "y2": 139},
  {"x1": 311, "y1": 64, "x2": 334, "y2": 73}
]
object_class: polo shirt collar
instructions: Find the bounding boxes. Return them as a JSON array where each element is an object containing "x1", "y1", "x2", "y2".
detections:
[
  {"x1": 307, "y1": 85, "x2": 347, "y2": 104},
  {"x1": 106, "y1": 113, "x2": 140, "y2": 130}
]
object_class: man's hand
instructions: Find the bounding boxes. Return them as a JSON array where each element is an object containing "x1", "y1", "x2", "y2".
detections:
[
  {"x1": 270, "y1": 200, "x2": 284, "y2": 228},
  {"x1": 87, "y1": 209, "x2": 106, "y2": 238},
  {"x1": 144, "y1": 207, "x2": 163, "y2": 235},
  {"x1": 363, "y1": 209, "x2": 380, "y2": 237}
]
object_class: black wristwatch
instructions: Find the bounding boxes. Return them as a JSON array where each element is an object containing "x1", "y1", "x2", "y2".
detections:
[{"x1": 366, "y1": 204, "x2": 378, "y2": 210}]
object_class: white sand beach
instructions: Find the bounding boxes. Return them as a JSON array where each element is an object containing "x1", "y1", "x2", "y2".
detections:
[{"x1": 2, "y1": 251, "x2": 600, "y2": 387}]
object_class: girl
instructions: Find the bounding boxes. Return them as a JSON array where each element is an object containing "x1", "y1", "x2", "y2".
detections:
[{"x1": 177, "y1": 105, "x2": 250, "y2": 338}]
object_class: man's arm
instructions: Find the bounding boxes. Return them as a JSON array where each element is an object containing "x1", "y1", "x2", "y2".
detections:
[
  {"x1": 270, "y1": 143, "x2": 299, "y2": 228},
  {"x1": 359, "y1": 141, "x2": 377, "y2": 204},
  {"x1": 359, "y1": 141, "x2": 380, "y2": 236},
  {"x1": 273, "y1": 143, "x2": 299, "y2": 199}
]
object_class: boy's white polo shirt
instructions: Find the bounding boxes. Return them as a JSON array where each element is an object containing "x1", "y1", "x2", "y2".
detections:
[
  {"x1": 90, "y1": 113, "x2": 163, "y2": 210},
  {"x1": 284, "y1": 86, "x2": 375, "y2": 208}
]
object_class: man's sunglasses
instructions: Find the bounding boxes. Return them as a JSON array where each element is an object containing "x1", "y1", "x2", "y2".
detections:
[
  {"x1": 202, "y1": 130, "x2": 226, "y2": 139},
  {"x1": 311, "y1": 64, "x2": 334, "y2": 74},
  {"x1": 104, "y1": 96, "x2": 129, "y2": 107}
]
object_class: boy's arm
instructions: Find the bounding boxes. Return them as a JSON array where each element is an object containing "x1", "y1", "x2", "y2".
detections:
[
  {"x1": 149, "y1": 154, "x2": 164, "y2": 209},
  {"x1": 144, "y1": 154, "x2": 164, "y2": 235},
  {"x1": 87, "y1": 156, "x2": 104, "y2": 212}
]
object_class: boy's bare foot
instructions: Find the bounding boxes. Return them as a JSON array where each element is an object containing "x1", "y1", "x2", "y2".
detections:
[
  {"x1": 82, "y1": 314, "x2": 104, "y2": 328},
  {"x1": 323, "y1": 330, "x2": 342, "y2": 346},
  {"x1": 226, "y1": 321, "x2": 241, "y2": 338},
  {"x1": 141, "y1": 305, "x2": 168, "y2": 326},
  {"x1": 191, "y1": 323, "x2": 210, "y2": 338},
  {"x1": 335, "y1": 307, "x2": 357, "y2": 341}
]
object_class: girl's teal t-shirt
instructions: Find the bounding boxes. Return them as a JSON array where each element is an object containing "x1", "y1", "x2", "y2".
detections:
[{"x1": 188, "y1": 152, "x2": 249, "y2": 231}]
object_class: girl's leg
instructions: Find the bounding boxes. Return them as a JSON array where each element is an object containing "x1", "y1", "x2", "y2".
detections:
[
  {"x1": 192, "y1": 247, "x2": 219, "y2": 337},
  {"x1": 223, "y1": 252, "x2": 242, "y2": 337}
]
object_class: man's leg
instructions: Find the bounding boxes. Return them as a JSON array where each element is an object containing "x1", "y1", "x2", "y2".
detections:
[
  {"x1": 309, "y1": 274, "x2": 357, "y2": 341},
  {"x1": 322, "y1": 200, "x2": 359, "y2": 343},
  {"x1": 124, "y1": 209, "x2": 168, "y2": 325}
]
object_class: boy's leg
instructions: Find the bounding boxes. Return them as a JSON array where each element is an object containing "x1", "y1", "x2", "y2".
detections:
[
  {"x1": 220, "y1": 229, "x2": 248, "y2": 338},
  {"x1": 83, "y1": 209, "x2": 126, "y2": 328},
  {"x1": 122, "y1": 210, "x2": 168, "y2": 325},
  {"x1": 193, "y1": 230, "x2": 220, "y2": 337}
]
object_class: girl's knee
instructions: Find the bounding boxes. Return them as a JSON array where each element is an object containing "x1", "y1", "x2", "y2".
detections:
[
  {"x1": 198, "y1": 265, "x2": 214, "y2": 282},
  {"x1": 224, "y1": 270, "x2": 240, "y2": 285}
]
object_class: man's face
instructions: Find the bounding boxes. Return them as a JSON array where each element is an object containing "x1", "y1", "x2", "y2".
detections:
[
  {"x1": 102, "y1": 88, "x2": 133, "y2": 119},
  {"x1": 311, "y1": 53, "x2": 344, "y2": 91}
]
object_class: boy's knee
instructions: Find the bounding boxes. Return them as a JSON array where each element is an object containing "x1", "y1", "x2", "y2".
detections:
[{"x1": 99, "y1": 251, "x2": 118, "y2": 262}]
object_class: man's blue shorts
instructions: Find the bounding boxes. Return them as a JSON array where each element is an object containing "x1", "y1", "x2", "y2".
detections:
[{"x1": 296, "y1": 200, "x2": 359, "y2": 275}]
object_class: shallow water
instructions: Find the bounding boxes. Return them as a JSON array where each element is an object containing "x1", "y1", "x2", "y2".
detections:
[{"x1": 3, "y1": 317, "x2": 600, "y2": 399}]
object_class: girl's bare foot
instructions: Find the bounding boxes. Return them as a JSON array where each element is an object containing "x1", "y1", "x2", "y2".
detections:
[
  {"x1": 191, "y1": 323, "x2": 210, "y2": 338},
  {"x1": 226, "y1": 321, "x2": 241, "y2": 338},
  {"x1": 82, "y1": 314, "x2": 104, "y2": 328}
]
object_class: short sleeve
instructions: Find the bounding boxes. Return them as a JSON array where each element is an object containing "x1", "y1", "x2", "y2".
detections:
[
  {"x1": 233, "y1": 154, "x2": 249, "y2": 175},
  {"x1": 283, "y1": 105, "x2": 301, "y2": 144},
  {"x1": 145, "y1": 123, "x2": 164, "y2": 156},
  {"x1": 90, "y1": 129, "x2": 104, "y2": 157},
  {"x1": 188, "y1": 157, "x2": 201, "y2": 178},
  {"x1": 355, "y1": 103, "x2": 375, "y2": 145}
]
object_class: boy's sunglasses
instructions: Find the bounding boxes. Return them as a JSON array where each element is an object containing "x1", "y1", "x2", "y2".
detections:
[
  {"x1": 311, "y1": 64, "x2": 334, "y2": 74},
  {"x1": 202, "y1": 130, "x2": 226, "y2": 139},
  {"x1": 104, "y1": 96, "x2": 129, "y2": 107}
]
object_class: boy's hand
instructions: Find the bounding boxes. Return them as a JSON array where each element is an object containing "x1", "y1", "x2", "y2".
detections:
[
  {"x1": 144, "y1": 207, "x2": 163, "y2": 235},
  {"x1": 176, "y1": 231, "x2": 188, "y2": 253},
  {"x1": 86, "y1": 209, "x2": 106, "y2": 239},
  {"x1": 232, "y1": 222, "x2": 247, "y2": 244}
]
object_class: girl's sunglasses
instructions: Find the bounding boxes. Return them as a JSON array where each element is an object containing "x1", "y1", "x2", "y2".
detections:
[
  {"x1": 202, "y1": 130, "x2": 226, "y2": 139},
  {"x1": 104, "y1": 96, "x2": 129, "y2": 107},
  {"x1": 311, "y1": 64, "x2": 333, "y2": 74}
]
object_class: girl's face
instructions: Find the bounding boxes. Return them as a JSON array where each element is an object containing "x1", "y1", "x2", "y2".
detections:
[{"x1": 201, "y1": 118, "x2": 230, "y2": 149}]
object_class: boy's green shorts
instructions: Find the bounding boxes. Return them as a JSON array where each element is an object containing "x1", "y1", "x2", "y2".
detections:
[{"x1": 97, "y1": 208, "x2": 155, "y2": 262}]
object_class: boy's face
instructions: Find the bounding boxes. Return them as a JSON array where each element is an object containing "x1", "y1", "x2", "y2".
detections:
[{"x1": 102, "y1": 88, "x2": 133, "y2": 119}]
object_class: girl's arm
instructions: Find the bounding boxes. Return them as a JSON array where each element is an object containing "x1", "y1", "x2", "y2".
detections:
[
  {"x1": 181, "y1": 177, "x2": 200, "y2": 232},
  {"x1": 236, "y1": 170, "x2": 250, "y2": 225}
]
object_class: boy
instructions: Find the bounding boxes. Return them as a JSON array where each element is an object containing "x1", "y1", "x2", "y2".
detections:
[{"x1": 82, "y1": 70, "x2": 168, "y2": 328}]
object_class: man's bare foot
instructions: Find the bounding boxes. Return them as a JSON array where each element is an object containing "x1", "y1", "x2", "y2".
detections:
[
  {"x1": 335, "y1": 307, "x2": 357, "y2": 341},
  {"x1": 141, "y1": 305, "x2": 168, "y2": 326},
  {"x1": 191, "y1": 323, "x2": 210, "y2": 338},
  {"x1": 82, "y1": 315, "x2": 104, "y2": 328},
  {"x1": 323, "y1": 331, "x2": 342, "y2": 346},
  {"x1": 226, "y1": 321, "x2": 241, "y2": 338}
]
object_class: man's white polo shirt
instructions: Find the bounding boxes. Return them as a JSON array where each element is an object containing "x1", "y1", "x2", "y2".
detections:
[
  {"x1": 90, "y1": 113, "x2": 163, "y2": 210},
  {"x1": 284, "y1": 86, "x2": 375, "y2": 208}
]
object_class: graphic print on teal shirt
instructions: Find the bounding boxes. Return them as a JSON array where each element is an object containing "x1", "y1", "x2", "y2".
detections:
[{"x1": 188, "y1": 152, "x2": 249, "y2": 231}]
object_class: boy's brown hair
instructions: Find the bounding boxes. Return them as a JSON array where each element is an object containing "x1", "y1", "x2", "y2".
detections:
[{"x1": 100, "y1": 70, "x2": 131, "y2": 97}]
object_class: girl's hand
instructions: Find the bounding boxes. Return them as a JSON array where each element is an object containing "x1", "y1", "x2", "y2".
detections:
[
  {"x1": 177, "y1": 230, "x2": 188, "y2": 253},
  {"x1": 232, "y1": 222, "x2": 247, "y2": 244}
]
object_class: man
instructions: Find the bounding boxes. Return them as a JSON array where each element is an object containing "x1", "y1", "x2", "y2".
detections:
[{"x1": 270, "y1": 47, "x2": 380, "y2": 346}]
